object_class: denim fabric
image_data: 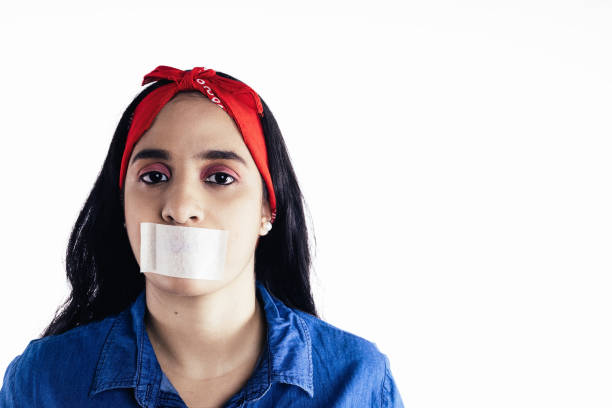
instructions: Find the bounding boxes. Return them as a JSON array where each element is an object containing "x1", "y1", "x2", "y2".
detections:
[{"x1": 1, "y1": 280, "x2": 404, "y2": 407}]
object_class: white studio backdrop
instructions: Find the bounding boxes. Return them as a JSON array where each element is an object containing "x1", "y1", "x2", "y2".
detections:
[{"x1": 0, "y1": 1, "x2": 611, "y2": 407}]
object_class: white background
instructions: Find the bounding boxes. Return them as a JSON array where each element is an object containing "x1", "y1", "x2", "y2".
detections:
[{"x1": 1, "y1": 1, "x2": 611, "y2": 407}]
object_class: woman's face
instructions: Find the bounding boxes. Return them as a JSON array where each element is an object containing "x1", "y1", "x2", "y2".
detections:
[{"x1": 123, "y1": 91, "x2": 271, "y2": 296}]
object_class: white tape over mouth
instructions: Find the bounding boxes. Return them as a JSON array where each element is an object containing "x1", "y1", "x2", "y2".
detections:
[{"x1": 140, "y1": 222, "x2": 228, "y2": 280}]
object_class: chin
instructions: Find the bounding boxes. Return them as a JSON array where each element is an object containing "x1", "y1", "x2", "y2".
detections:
[{"x1": 144, "y1": 272, "x2": 227, "y2": 297}]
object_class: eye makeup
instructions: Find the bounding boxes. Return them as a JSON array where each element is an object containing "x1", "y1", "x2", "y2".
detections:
[
  {"x1": 202, "y1": 165, "x2": 239, "y2": 181},
  {"x1": 137, "y1": 163, "x2": 170, "y2": 179}
]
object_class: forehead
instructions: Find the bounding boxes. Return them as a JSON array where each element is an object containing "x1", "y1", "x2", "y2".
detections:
[{"x1": 139, "y1": 91, "x2": 244, "y2": 149}]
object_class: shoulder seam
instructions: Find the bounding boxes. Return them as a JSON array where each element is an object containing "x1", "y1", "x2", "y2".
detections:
[
  {"x1": 294, "y1": 309, "x2": 379, "y2": 349},
  {"x1": 28, "y1": 315, "x2": 117, "y2": 345}
]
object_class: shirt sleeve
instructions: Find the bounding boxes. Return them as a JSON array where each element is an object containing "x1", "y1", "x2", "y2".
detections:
[{"x1": 381, "y1": 353, "x2": 405, "y2": 408}]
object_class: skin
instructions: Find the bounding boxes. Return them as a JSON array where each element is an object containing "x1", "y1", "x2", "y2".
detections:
[{"x1": 122, "y1": 91, "x2": 272, "y2": 407}]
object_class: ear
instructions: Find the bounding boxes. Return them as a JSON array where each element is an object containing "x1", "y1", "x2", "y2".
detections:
[
  {"x1": 261, "y1": 195, "x2": 272, "y2": 224},
  {"x1": 260, "y1": 185, "x2": 272, "y2": 220}
]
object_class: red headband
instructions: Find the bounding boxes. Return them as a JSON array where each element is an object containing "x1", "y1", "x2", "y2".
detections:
[{"x1": 118, "y1": 65, "x2": 276, "y2": 223}]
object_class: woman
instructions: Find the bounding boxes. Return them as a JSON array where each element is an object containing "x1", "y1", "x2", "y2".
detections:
[{"x1": 0, "y1": 65, "x2": 404, "y2": 407}]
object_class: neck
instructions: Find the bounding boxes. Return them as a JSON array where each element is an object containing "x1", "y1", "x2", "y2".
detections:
[{"x1": 144, "y1": 270, "x2": 266, "y2": 380}]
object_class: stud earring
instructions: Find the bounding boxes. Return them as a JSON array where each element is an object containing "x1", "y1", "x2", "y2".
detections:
[{"x1": 261, "y1": 220, "x2": 272, "y2": 236}]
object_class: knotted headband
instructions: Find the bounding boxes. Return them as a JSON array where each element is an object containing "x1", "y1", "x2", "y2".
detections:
[{"x1": 118, "y1": 65, "x2": 277, "y2": 223}]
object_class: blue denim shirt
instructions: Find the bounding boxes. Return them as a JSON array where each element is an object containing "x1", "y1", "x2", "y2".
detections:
[{"x1": 1, "y1": 280, "x2": 404, "y2": 407}]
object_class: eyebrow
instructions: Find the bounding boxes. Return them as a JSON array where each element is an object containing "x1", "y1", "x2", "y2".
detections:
[{"x1": 130, "y1": 148, "x2": 247, "y2": 167}]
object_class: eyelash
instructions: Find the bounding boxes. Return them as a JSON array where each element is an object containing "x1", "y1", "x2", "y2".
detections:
[{"x1": 139, "y1": 171, "x2": 236, "y2": 187}]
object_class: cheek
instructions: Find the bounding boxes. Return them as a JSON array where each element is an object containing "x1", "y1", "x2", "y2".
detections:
[
  {"x1": 218, "y1": 182, "x2": 264, "y2": 222},
  {"x1": 222, "y1": 192, "x2": 264, "y2": 260},
  {"x1": 124, "y1": 181, "x2": 157, "y2": 220},
  {"x1": 123, "y1": 181, "x2": 138, "y2": 217},
  {"x1": 225, "y1": 208, "x2": 260, "y2": 247}
]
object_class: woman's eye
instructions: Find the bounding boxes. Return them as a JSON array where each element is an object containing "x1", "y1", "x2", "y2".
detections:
[
  {"x1": 206, "y1": 172, "x2": 235, "y2": 186},
  {"x1": 140, "y1": 171, "x2": 168, "y2": 185}
]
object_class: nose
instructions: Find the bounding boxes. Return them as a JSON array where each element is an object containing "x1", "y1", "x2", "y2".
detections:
[{"x1": 160, "y1": 172, "x2": 206, "y2": 225}]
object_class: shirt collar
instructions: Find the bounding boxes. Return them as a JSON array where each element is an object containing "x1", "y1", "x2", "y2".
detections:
[{"x1": 89, "y1": 280, "x2": 314, "y2": 405}]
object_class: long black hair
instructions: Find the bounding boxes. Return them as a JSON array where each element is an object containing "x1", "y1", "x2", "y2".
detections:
[{"x1": 41, "y1": 71, "x2": 318, "y2": 337}]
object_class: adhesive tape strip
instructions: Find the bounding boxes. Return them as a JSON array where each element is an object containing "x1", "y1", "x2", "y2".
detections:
[{"x1": 140, "y1": 222, "x2": 228, "y2": 280}]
